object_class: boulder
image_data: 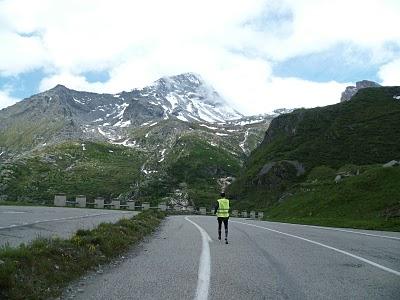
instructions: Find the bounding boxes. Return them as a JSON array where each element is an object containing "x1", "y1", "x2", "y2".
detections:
[{"x1": 383, "y1": 160, "x2": 399, "y2": 168}]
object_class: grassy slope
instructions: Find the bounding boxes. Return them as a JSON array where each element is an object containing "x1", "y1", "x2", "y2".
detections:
[
  {"x1": 1, "y1": 141, "x2": 146, "y2": 203},
  {"x1": 265, "y1": 166, "x2": 400, "y2": 231},
  {"x1": 228, "y1": 87, "x2": 400, "y2": 230},
  {"x1": 246, "y1": 87, "x2": 400, "y2": 179},
  {"x1": 166, "y1": 133, "x2": 241, "y2": 207}
]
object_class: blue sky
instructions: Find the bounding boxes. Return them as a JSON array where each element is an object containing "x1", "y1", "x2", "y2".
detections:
[{"x1": 1, "y1": 0, "x2": 400, "y2": 114}]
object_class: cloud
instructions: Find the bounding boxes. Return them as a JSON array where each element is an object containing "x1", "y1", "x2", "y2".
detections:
[
  {"x1": 227, "y1": 77, "x2": 349, "y2": 115},
  {"x1": 1, "y1": 0, "x2": 400, "y2": 113},
  {"x1": 378, "y1": 59, "x2": 400, "y2": 86},
  {"x1": 0, "y1": 89, "x2": 19, "y2": 110}
]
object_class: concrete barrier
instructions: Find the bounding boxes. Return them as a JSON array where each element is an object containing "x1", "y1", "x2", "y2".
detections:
[
  {"x1": 199, "y1": 207, "x2": 207, "y2": 215},
  {"x1": 95, "y1": 197, "x2": 104, "y2": 209},
  {"x1": 76, "y1": 195, "x2": 86, "y2": 208},
  {"x1": 112, "y1": 199, "x2": 120, "y2": 209},
  {"x1": 127, "y1": 201, "x2": 136, "y2": 210},
  {"x1": 250, "y1": 211, "x2": 256, "y2": 219},
  {"x1": 241, "y1": 211, "x2": 247, "y2": 218},
  {"x1": 142, "y1": 202, "x2": 150, "y2": 210},
  {"x1": 54, "y1": 194, "x2": 66, "y2": 207},
  {"x1": 158, "y1": 202, "x2": 167, "y2": 211},
  {"x1": 232, "y1": 210, "x2": 238, "y2": 217},
  {"x1": 258, "y1": 212, "x2": 264, "y2": 219},
  {"x1": 186, "y1": 206, "x2": 194, "y2": 212}
]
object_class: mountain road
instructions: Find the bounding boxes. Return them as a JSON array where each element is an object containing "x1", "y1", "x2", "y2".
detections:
[
  {"x1": 63, "y1": 215, "x2": 400, "y2": 300},
  {"x1": 0, "y1": 205, "x2": 137, "y2": 247}
]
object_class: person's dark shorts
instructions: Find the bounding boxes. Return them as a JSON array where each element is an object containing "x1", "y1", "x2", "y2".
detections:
[{"x1": 217, "y1": 217, "x2": 229, "y2": 227}]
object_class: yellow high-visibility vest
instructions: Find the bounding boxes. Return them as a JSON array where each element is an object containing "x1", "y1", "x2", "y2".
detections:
[{"x1": 217, "y1": 198, "x2": 230, "y2": 218}]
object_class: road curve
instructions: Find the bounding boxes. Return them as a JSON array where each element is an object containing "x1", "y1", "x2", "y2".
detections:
[
  {"x1": 63, "y1": 216, "x2": 400, "y2": 300},
  {"x1": 0, "y1": 205, "x2": 137, "y2": 247}
]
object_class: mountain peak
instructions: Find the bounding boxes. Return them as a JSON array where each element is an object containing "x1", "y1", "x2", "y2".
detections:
[
  {"x1": 340, "y1": 80, "x2": 381, "y2": 102},
  {"x1": 49, "y1": 84, "x2": 70, "y2": 92}
]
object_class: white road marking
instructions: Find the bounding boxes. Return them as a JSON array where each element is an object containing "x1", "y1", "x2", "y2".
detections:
[
  {"x1": 0, "y1": 212, "x2": 132, "y2": 230},
  {"x1": 185, "y1": 217, "x2": 212, "y2": 300},
  {"x1": 269, "y1": 221, "x2": 400, "y2": 241},
  {"x1": 0, "y1": 211, "x2": 26, "y2": 214},
  {"x1": 232, "y1": 220, "x2": 400, "y2": 277}
]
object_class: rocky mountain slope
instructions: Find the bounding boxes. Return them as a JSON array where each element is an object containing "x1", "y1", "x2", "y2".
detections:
[
  {"x1": 0, "y1": 73, "x2": 277, "y2": 206},
  {"x1": 228, "y1": 86, "x2": 400, "y2": 229},
  {"x1": 340, "y1": 80, "x2": 381, "y2": 102}
]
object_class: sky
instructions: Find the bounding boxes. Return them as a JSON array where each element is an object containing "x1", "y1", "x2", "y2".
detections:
[{"x1": 0, "y1": 0, "x2": 400, "y2": 115}]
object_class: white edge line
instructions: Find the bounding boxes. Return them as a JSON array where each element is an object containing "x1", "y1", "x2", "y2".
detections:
[
  {"x1": 269, "y1": 221, "x2": 400, "y2": 241},
  {"x1": 231, "y1": 220, "x2": 400, "y2": 277},
  {"x1": 185, "y1": 216, "x2": 212, "y2": 300}
]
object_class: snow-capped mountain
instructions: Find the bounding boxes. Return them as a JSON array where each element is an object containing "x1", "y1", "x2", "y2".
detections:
[
  {"x1": 0, "y1": 73, "x2": 275, "y2": 160},
  {"x1": 137, "y1": 73, "x2": 243, "y2": 123}
]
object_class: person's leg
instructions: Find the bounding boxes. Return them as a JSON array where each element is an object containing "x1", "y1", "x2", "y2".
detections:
[
  {"x1": 223, "y1": 218, "x2": 228, "y2": 243},
  {"x1": 217, "y1": 218, "x2": 222, "y2": 240}
]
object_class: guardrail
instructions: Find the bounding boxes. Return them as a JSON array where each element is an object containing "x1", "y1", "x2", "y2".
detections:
[{"x1": 53, "y1": 194, "x2": 264, "y2": 219}]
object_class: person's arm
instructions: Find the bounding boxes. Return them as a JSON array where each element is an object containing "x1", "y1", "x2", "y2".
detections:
[{"x1": 214, "y1": 202, "x2": 219, "y2": 214}]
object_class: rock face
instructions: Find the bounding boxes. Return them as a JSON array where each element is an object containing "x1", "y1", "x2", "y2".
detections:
[
  {"x1": 255, "y1": 160, "x2": 305, "y2": 188},
  {"x1": 340, "y1": 80, "x2": 381, "y2": 102}
]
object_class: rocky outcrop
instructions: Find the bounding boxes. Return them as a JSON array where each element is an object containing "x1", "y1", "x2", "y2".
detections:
[
  {"x1": 254, "y1": 160, "x2": 305, "y2": 188},
  {"x1": 340, "y1": 80, "x2": 381, "y2": 102},
  {"x1": 383, "y1": 160, "x2": 399, "y2": 168}
]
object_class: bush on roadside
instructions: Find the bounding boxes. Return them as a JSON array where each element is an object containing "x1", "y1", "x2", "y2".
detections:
[{"x1": 0, "y1": 210, "x2": 165, "y2": 300}]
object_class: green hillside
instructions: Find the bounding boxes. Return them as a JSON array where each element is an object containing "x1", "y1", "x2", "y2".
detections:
[
  {"x1": 0, "y1": 142, "x2": 146, "y2": 203},
  {"x1": 250, "y1": 87, "x2": 400, "y2": 173},
  {"x1": 0, "y1": 133, "x2": 242, "y2": 207},
  {"x1": 228, "y1": 87, "x2": 400, "y2": 230},
  {"x1": 266, "y1": 165, "x2": 400, "y2": 231}
]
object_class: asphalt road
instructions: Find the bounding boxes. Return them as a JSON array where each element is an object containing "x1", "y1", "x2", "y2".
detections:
[
  {"x1": 62, "y1": 215, "x2": 400, "y2": 300},
  {"x1": 0, "y1": 205, "x2": 137, "y2": 247}
]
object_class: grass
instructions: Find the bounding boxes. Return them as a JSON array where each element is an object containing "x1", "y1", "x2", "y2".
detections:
[
  {"x1": 1, "y1": 141, "x2": 146, "y2": 203},
  {"x1": 228, "y1": 87, "x2": 400, "y2": 230},
  {"x1": 263, "y1": 166, "x2": 400, "y2": 231},
  {"x1": 0, "y1": 210, "x2": 165, "y2": 300}
]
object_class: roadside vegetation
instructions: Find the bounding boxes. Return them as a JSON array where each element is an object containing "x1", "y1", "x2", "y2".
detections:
[
  {"x1": 0, "y1": 210, "x2": 165, "y2": 300},
  {"x1": 264, "y1": 165, "x2": 400, "y2": 231},
  {"x1": 228, "y1": 87, "x2": 400, "y2": 231}
]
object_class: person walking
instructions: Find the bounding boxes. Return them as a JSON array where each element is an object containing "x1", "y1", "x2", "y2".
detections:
[{"x1": 214, "y1": 192, "x2": 230, "y2": 244}]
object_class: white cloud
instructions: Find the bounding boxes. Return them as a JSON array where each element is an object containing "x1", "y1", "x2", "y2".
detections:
[
  {"x1": 1, "y1": 0, "x2": 400, "y2": 113},
  {"x1": 0, "y1": 31, "x2": 48, "y2": 75},
  {"x1": 378, "y1": 59, "x2": 400, "y2": 86},
  {"x1": 0, "y1": 89, "x2": 19, "y2": 110},
  {"x1": 39, "y1": 72, "x2": 109, "y2": 93}
]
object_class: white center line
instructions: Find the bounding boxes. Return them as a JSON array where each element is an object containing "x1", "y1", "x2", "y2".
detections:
[
  {"x1": 185, "y1": 216, "x2": 212, "y2": 300},
  {"x1": 231, "y1": 220, "x2": 400, "y2": 277}
]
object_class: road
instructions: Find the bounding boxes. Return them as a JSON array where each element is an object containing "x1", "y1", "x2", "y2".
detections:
[
  {"x1": 0, "y1": 205, "x2": 137, "y2": 247},
  {"x1": 62, "y1": 215, "x2": 400, "y2": 300}
]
